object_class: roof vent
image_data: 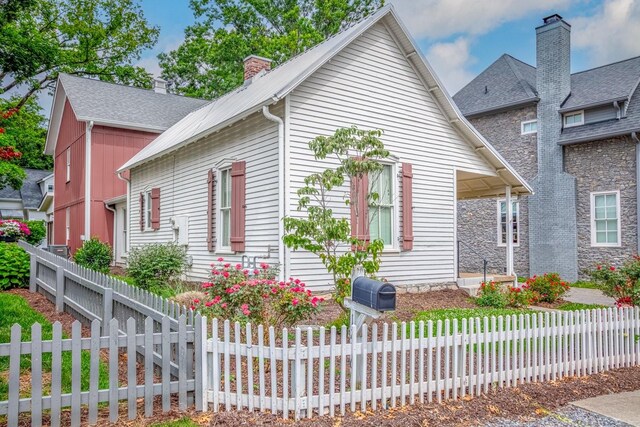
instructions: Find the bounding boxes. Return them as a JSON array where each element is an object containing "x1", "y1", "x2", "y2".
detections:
[
  {"x1": 153, "y1": 78, "x2": 167, "y2": 94},
  {"x1": 542, "y1": 14, "x2": 563, "y2": 25},
  {"x1": 243, "y1": 55, "x2": 272, "y2": 82}
]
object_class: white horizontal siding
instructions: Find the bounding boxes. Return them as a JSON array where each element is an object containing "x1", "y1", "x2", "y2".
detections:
[
  {"x1": 130, "y1": 107, "x2": 281, "y2": 282},
  {"x1": 287, "y1": 23, "x2": 495, "y2": 291}
]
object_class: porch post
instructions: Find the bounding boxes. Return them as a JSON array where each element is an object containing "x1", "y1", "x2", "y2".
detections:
[{"x1": 505, "y1": 186, "x2": 514, "y2": 277}]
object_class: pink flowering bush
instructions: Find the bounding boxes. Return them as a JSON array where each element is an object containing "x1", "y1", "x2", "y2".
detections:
[
  {"x1": 0, "y1": 220, "x2": 30, "y2": 240},
  {"x1": 589, "y1": 257, "x2": 640, "y2": 307},
  {"x1": 194, "y1": 258, "x2": 323, "y2": 328}
]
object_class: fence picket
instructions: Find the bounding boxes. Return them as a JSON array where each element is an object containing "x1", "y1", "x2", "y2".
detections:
[
  {"x1": 451, "y1": 319, "x2": 458, "y2": 401},
  {"x1": 282, "y1": 328, "x2": 289, "y2": 419},
  {"x1": 435, "y1": 320, "x2": 442, "y2": 403},
  {"x1": 460, "y1": 318, "x2": 467, "y2": 398},
  {"x1": 127, "y1": 318, "x2": 137, "y2": 420},
  {"x1": 233, "y1": 322, "x2": 241, "y2": 412},
  {"x1": 144, "y1": 317, "x2": 154, "y2": 417},
  {"x1": 51, "y1": 322, "x2": 63, "y2": 427},
  {"x1": 29, "y1": 323, "x2": 42, "y2": 427},
  {"x1": 519, "y1": 314, "x2": 526, "y2": 384},
  {"x1": 350, "y1": 324, "x2": 357, "y2": 413},
  {"x1": 268, "y1": 326, "x2": 276, "y2": 414},
  {"x1": 161, "y1": 316, "x2": 171, "y2": 412},
  {"x1": 381, "y1": 323, "x2": 389, "y2": 408},
  {"x1": 213, "y1": 319, "x2": 221, "y2": 413},
  {"x1": 468, "y1": 318, "x2": 475, "y2": 396},
  {"x1": 418, "y1": 321, "x2": 425, "y2": 403},
  {"x1": 258, "y1": 324, "x2": 266, "y2": 412},
  {"x1": 307, "y1": 327, "x2": 313, "y2": 418},
  {"x1": 339, "y1": 325, "x2": 347, "y2": 416},
  {"x1": 329, "y1": 326, "x2": 337, "y2": 416},
  {"x1": 319, "y1": 327, "x2": 326, "y2": 416},
  {"x1": 427, "y1": 320, "x2": 434, "y2": 402},
  {"x1": 409, "y1": 321, "x2": 416, "y2": 404},
  {"x1": 391, "y1": 322, "x2": 398, "y2": 407},
  {"x1": 246, "y1": 323, "x2": 254, "y2": 413},
  {"x1": 371, "y1": 323, "x2": 378, "y2": 410},
  {"x1": 294, "y1": 327, "x2": 302, "y2": 420},
  {"x1": 223, "y1": 320, "x2": 231, "y2": 411},
  {"x1": 109, "y1": 319, "x2": 119, "y2": 422},
  {"x1": 89, "y1": 320, "x2": 101, "y2": 424},
  {"x1": 360, "y1": 324, "x2": 368, "y2": 412},
  {"x1": 482, "y1": 317, "x2": 489, "y2": 394}
]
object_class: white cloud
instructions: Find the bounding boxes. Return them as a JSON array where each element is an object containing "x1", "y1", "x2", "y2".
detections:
[
  {"x1": 391, "y1": 0, "x2": 575, "y2": 39},
  {"x1": 572, "y1": 0, "x2": 640, "y2": 66},
  {"x1": 424, "y1": 37, "x2": 476, "y2": 93}
]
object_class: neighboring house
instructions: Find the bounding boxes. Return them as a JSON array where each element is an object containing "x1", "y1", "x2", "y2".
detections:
[
  {"x1": 44, "y1": 74, "x2": 208, "y2": 260},
  {"x1": 453, "y1": 14, "x2": 640, "y2": 281},
  {"x1": 117, "y1": 5, "x2": 531, "y2": 291},
  {"x1": 36, "y1": 172, "x2": 54, "y2": 245},
  {"x1": 0, "y1": 168, "x2": 52, "y2": 226}
]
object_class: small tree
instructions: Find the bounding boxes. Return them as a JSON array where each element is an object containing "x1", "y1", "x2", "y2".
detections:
[{"x1": 283, "y1": 126, "x2": 389, "y2": 311}]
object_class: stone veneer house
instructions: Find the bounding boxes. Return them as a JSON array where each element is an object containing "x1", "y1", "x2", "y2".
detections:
[{"x1": 454, "y1": 14, "x2": 640, "y2": 282}]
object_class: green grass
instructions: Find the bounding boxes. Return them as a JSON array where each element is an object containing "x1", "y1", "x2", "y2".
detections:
[
  {"x1": 570, "y1": 280, "x2": 601, "y2": 289},
  {"x1": 150, "y1": 418, "x2": 199, "y2": 427},
  {"x1": 557, "y1": 302, "x2": 607, "y2": 311},
  {"x1": 413, "y1": 307, "x2": 531, "y2": 336},
  {"x1": 0, "y1": 293, "x2": 109, "y2": 400}
]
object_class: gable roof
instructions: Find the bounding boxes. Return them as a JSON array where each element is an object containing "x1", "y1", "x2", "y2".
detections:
[
  {"x1": 453, "y1": 54, "x2": 538, "y2": 117},
  {"x1": 0, "y1": 169, "x2": 52, "y2": 209},
  {"x1": 44, "y1": 74, "x2": 209, "y2": 155},
  {"x1": 116, "y1": 5, "x2": 531, "y2": 195}
]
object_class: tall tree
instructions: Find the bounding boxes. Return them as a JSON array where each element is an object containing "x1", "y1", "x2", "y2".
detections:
[
  {"x1": 0, "y1": 0, "x2": 160, "y2": 109},
  {"x1": 0, "y1": 105, "x2": 26, "y2": 190},
  {"x1": 0, "y1": 97, "x2": 51, "y2": 170},
  {"x1": 159, "y1": 0, "x2": 384, "y2": 100}
]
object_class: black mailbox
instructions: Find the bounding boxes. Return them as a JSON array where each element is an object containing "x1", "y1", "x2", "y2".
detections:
[{"x1": 352, "y1": 277, "x2": 396, "y2": 311}]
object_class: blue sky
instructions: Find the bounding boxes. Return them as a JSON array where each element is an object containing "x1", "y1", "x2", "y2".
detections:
[{"x1": 136, "y1": 0, "x2": 640, "y2": 95}]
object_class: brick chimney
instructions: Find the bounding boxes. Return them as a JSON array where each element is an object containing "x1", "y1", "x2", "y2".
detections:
[
  {"x1": 243, "y1": 55, "x2": 272, "y2": 81},
  {"x1": 153, "y1": 78, "x2": 167, "y2": 94}
]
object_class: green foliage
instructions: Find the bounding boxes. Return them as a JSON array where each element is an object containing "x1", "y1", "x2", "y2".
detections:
[
  {"x1": 589, "y1": 257, "x2": 640, "y2": 307},
  {"x1": 571, "y1": 280, "x2": 601, "y2": 289},
  {"x1": 523, "y1": 273, "x2": 569, "y2": 303},
  {"x1": 159, "y1": 0, "x2": 383, "y2": 99},
  {"x1": 283, "y1": 126, "x2": 389, "y2": 311},
  {"x1": 0, "y1": 292, "x2": 109, "y2": 400},
  {"x1": 0, "y1": 98, "x2": 51, "y2": 170},
  {"x1": 0, "y1": 160, "x2": 26, "y2": 191},
  {"x1": 0, "y1": 242, "x2": 29, "y2": 290},
  {"x1": 73, "y1": 237, "x2": 112, "y2": 273},
  {"x1": 475, "y1": 281, "x2": 507, "y2": 308},
  {"x1": 0, "y1": 0, "x2": 159, "y2": 109},
  {"x1": 24, "y1": 220, "x2": 46, "y2": 245},
  {"x1": 413, "y1": 307, "x2": 530, "y2": 336},
  {"x1": 127, "y1": 243, "x2": 188, "y2": 291},
  {"x1": 557, "y1": 302, "x2": 607, "y2": 311}
]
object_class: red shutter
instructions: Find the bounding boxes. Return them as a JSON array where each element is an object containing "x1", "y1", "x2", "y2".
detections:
[
  {"x1": 139, "y1": 192, "x2": 144, "y2": 232},
  {"x1": 207, "y1": 169, "x2": 216, "y2": 251},
  {"x1": 350, "y1": 172, "x2": 369, "y2": 248},
  {"x1": 402, "y1": 163, "x2": 414, "y2": 251},
  {"x1": 150, "y1": 188, "x2": 161, "y2": 230},
  {"x1": 230, "y1": 161, "x2": 246, "y2": 252}
]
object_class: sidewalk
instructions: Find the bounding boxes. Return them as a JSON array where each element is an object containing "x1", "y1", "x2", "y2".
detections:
[
  {"x1": 565, "y1": 287, "x2": 616, "y2": 306},
  {"x1": 571, "y1": 390, "x2": 640, "y2": 426}
]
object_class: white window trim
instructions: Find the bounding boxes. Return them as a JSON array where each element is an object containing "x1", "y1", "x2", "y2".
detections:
[
  {"x1": 216, "y1": 164, "x2": 233, "y2": 253},
  {"x1": 368, "y1": 161, "x2": 399, "y2": 251},
  {"x1": 590, "y1": 190, "x2": 621, "y2": 247},
  {"x1": 497, "y1": 199, "x2": 520, "y2": 247},
  {"x1": 65, "y1": 207, "x2": 70, "y2": 245},
  {"x1": 563, "y1": 110, "x2": 584, "y2": 128},
  {"x1": 521, "y1": 119, "x2": 537, "y2": 135},
  {"x1": 66, "y1": 148, "x2": 71, "y2": 183},
  {"x1": 144, "y1": 190, "x2": 153, "y2": 231}
]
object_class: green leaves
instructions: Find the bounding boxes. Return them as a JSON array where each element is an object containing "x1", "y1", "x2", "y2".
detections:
[
  {"x1": 0, "y1": 243, "x2": 30, "y2": 290},
  {"x1": 159, "y1": 0, "x2": 383, "y2": 99},
  {"x1": 73, "y1": 237, "x2": 113, "y2": 274}
]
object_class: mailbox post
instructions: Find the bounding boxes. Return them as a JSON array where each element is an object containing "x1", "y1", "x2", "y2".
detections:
[{"x1": 346, "y1": 267, "x2": 396, "y2": 385}]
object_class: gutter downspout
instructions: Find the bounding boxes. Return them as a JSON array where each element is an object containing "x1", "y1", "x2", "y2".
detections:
[
  {"x1": 633, "y1": 132, "x2": 640, "y2": 254},
  {"x1": 104, "y1": 202, "x2": 117, "y2": 265},
  {"x1": 262, "y1": 105, "x2": 285, "y2": 281},
  {"x1": 117, "y1": 172, "x2": 131, "y2": 255},
  {"x1": 84, "y1": 121, "x2": 94, "y2": 241}
]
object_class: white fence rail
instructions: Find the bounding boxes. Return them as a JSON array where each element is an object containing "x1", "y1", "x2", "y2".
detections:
[{"x1": 208, "y1": 308, "x2": 640, "y2": 420}]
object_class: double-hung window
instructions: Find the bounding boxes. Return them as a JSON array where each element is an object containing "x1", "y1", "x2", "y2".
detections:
[
  {"x1": 219, "y1": 167, "x2": 232, "y2": 250},
  {"x1": 497, "y1": 200, "x2": 519, "y2": 246},
  {"x1": 66, "y1": 148, "x2": 71, "y2": 182},
  {"x1": 591, "y1": 191, "x2": 620, "y2": 246},
  {"x1": 65, "y1": 207, "x2": 70, "y2": 244},
  {"x1": 144, "y1": 191, "x2": 152, "y2": 230},
  {"x1": 368, "y1": 164, "x2": 395, "y2": 247}
]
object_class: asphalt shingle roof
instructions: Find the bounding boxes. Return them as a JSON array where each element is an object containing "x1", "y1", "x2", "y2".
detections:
[
  {"x1": 0, "y1": 169, "x2": 51, "y2": 209},
  {"x1": 59, "y1": 74, "x2": 210, "y2": 131}
]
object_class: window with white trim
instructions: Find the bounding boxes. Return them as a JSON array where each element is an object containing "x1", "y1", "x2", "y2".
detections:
[
  {"x1": 66, "y1": 148, "x2": 71, "y2": 182},
  {"x1": 144, "y1": 191, "x2": 152, "y2": 230},
  {"x1": 368, "y1": 163, "x2": 396, "y2": 246},
  {"x1": 591, "y1": 191, "x2": 620, "y2": 246},
  {"x1": 497, "y1": 200, "x2": 519, "y2": 246},
  {"x1": 218, "y1": 167, "x2": 232, "y2": 250},
  {"x1": 564, "y1": 111, "x2": 584, "y2": 127},
  {"x1": 65, "y1": 207, "x2": 70, "y2": 244},
  {"x1": 521, "y1": 120, "x2": 537, "y2": 135}
]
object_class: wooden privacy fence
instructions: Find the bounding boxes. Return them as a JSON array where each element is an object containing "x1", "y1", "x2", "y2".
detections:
[
  {"x1": 19, "y1": 241, "x2": 195, "y2": 334},
  {"x1": 0, "y1": 315, "x2": 207, "y2": 427},
  {"x1": 208, "y1": 308, "x2": 640, "y2": 420}
]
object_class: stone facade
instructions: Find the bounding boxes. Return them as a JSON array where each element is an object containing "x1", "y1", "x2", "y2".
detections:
[
  {"x1": 565, "y1": 136, "x2": 638, "y2": 277},
  {"x1": 457, "y1": 105, "x2": 537, "y2": 276}
]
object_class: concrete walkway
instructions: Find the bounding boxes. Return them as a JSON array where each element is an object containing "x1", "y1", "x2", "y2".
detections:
[
  {"x1": 565, "y1": 287, "x2": 616, "y2": 306},
  {"x1": 571, "y1": 390, "x2": 640, "y2": 426}
]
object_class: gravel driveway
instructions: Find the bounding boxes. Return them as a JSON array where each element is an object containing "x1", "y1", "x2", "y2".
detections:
[{"x1": 484, "y1": 406, "x2": 632, "y2": 426}]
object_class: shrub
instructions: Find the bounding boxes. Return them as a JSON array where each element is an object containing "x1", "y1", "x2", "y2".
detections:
[
  {"x1": 523, "y1": 273, "x2": 569, "y2": 303},
  {"x1": 0, "y1": 219, "x2": 30, "y2": 240},
  {"x1": 24, "y1": 220, "x2": 46, "y2": 245},
  {"x1": 475, "y1": 281, "x2": 507, "y2": 308},
  {"x1": 0, "y1": 243, "x2": 30, "y2": 290},
  {"x1": 506, "y1": 286, "x2": 535, "y2": 308},
  {"x1": 127, "y1": 243, "x2": 187, "y2": 291},
  {"x1": 194, "y1": 258, "x2": 322, "y2": 328},
  {"x1": 74, "y1": 237, "x2": 112, "y2": 273},
  {"x1": 589, "y1": 257, "x2": 640, "y2": 307}
]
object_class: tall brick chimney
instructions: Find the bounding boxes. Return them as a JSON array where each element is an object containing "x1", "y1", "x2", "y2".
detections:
[
  {"x1": 243, "y1": 55, "x2": 272, "y2": 81},
  {"x1": 528, "y1": 14, "x2": 578, "y2": 281}
]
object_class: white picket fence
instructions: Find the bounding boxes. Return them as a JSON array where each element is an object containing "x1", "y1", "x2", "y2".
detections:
[{"x1": 208, "y1": 308, "x2": 640, "y2": 420}]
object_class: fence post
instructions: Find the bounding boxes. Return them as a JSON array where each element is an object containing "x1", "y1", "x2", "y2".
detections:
[
  {"x1": 29, "y1": 252, "x2": 37, "y2": 292},
  {"x1": 55, "y1": 265, "x2": 65, "y2": 312},
  {"x1": 102, "y1": 288, "x2": 113, "y2": 334}
]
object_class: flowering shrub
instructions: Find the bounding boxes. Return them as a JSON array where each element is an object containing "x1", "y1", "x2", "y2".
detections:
[
  {"x1": 195, "y1": 258, "x2": 322, "y2": 328},
  {"x1": 0, "y1": 220, "x2": 30, "y2": 240},
  {"x1": 476, "y1": 281, "x2": 507, "y2": 308},
  {"x1": 506, "y1": 285, "x2": 536, "y2": 308},
  {"x1": 523, "y1": 273, "x2": 569, "y2": 303},
  {"x1": 589, "y1": 258, "x2": 640, "y2": 307}
]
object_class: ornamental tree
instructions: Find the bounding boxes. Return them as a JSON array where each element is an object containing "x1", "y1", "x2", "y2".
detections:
[
  {"x1": 0, "y1": 105, "x2": 25, "y2": 191},
  {"x1": 283, "y1": 126, "x2": 389, "y2": 311}
]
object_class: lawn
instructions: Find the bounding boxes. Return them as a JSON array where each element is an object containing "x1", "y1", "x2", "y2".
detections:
[
  {"x1": 0, "y1": 292, "x2": 108, "y2": 400},
  {"x1": 150, "y1": 418, "x2": 200, "y2": 427},
  {"x1": 570, "y1": 280, "x2": 601, "y2": 289},
  {"x1": 413, "y1": 307, "x2": 531, "y2": 336},
  {"x1": 556, "y1": 302, "x2": 607, "y2": 311}
]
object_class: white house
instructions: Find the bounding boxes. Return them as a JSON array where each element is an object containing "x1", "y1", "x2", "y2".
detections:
[{"x1": 117, "y1": 5, "x2": 531, "y2": 291}]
